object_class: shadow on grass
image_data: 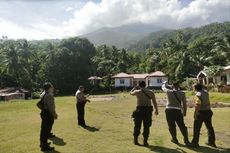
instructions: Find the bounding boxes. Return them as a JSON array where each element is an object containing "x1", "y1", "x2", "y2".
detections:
[
  {"x1": 145, "y1": 145, "x2": 185, "y2": 153},
  {"x1": 187, "y1": 146, "x2": 230, "y2": 153},
  {"x1": 44, "y1": 150, "x2": 61, "y2": 153},
  {"x1": 82, "y1": 125, "x2": 100, "y2": 132},
  {"x1": 49, "y1": 136, "x2": 66, "y2": 146}
]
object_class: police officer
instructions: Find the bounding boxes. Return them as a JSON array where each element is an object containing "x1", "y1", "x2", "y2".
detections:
[
  {"x1": 162, "y1": 81, "x2": 190, "y2": 146},
  {"x1": 75, "y1": 86, "x2": 90, "y2": 127},
  {"x1": 130, "y1": 81, "x2": 158, "y2": 146},
  {"x1": 191, "y1": 83, "x2": 216, "y2": 148},
  {"x1": 40, "y1": 82, "x2": 58, "y2": 152}
]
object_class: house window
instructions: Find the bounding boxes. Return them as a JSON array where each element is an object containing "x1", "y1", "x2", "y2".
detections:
[
  {"x1": 157, "y1": 78, "x2": 162, "y2": 83},
  {"x1": 120, "y1": 79, "x2": 125, "y2": 84}
]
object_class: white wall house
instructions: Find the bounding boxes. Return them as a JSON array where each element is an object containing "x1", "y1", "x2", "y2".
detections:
[
  {"x1": 223, "y1": 65, "x2": 230, "y2": 85},
  {"x1": 148, "y1": 71, "x2": 168, "y2": 87},
  {"x1": 131, "y1": 74, "x2": 149, "y2": 87},
  {"x1": 197, "y1": 65, "x2": 230, "y2": 85},
  {"x1": 112, "y1": 71, "x2": 168, "y2": 88},
  {"x1": 112, "y1": 73, "x2": 133, "y2": 87}
]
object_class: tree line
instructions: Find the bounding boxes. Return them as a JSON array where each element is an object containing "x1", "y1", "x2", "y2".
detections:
[{"x1": 0, "y1": 23, "x2": 229, "y2": 95}]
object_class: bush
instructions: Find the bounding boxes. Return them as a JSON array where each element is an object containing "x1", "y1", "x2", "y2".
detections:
[
  {"x1": 181, "y1": 78, "x2": 197, "y2": 90},
  {"x1": 32, "y1": 91, "x2": 41, "y2": 99}
]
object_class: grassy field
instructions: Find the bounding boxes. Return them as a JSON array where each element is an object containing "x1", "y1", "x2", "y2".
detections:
[
  {"x1": 0, "y1": 93, "x2": 229, "y2": 153},
  {"x1": 185, "y1": 91, "x2": 230, "y2": 103},
  {"x1": 121, "y1": 91, "x2": 230, "y2": 103}
]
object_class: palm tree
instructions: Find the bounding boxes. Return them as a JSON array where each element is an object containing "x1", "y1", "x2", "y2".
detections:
[
  {"x1": 211, "y1": 35, "x2": 230, "y2": 64},
  {"x1": 2, "y1": 41, "x2": 25, "y2": 86},
  {"x1": 1, "y1": 41, "x2": 30, "y2": 86},
  {"x1": 161, "y1": 36, "x2": 188, "y2": 81}
]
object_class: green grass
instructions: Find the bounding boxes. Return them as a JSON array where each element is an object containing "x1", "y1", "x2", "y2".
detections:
[
  {"x1": 0, "y1": 93, "x2": 229, "y2": 153},
  {"x1": 185, "y1": 91, "x2": 230, "y2": 103}
]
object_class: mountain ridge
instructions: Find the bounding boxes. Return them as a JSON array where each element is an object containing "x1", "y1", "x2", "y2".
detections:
[{"x1": 80, "y1": 23, "x2": 163, "y2": 48}]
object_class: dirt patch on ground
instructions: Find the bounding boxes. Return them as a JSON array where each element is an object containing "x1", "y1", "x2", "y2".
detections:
[
  {"x1": 88, "y1": 95, "x2": 230, "y2": 108},
  {"x1": 157, "y1": 99, "x2": 230, "y2": 108},
  {"x1": 88, "y1": 95, "x2": 115, "y2": 102}
]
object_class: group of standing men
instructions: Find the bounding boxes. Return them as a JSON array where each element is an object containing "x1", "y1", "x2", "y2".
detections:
[
  {"x1": 38, "y1": 80, "x2": 217, "y2": 152},
  {"x1": 130, "y1": 81, "x2": 216, "y2": 148}
]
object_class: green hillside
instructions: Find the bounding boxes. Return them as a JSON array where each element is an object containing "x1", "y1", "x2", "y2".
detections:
[{"x1": 129, "y1": 22, "x2": 230, "y2": 51}]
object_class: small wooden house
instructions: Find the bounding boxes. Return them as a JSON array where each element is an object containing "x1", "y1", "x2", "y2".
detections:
[
  {"x1": 88, "y1": 76, "x2": 102, "y2": 85},
  {"x1": 0, "y1": 87, "x2": 31, "y2": 101},
  {"x1": 197, "y1": 65, "x2": 230, "y2": 85}
]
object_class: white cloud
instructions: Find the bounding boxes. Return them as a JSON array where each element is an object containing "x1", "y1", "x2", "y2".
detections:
[
  {"x1": 65, "y1": 7, "x2": 73, "y2": 12},
  {"x1": 0, "y1": 0, "x2": 229, "y2": 40},
  {"x1": 0, "y1": 19, "x2": 50, "y2": 40}
]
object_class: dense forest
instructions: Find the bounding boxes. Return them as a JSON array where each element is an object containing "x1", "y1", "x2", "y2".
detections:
[{"x1": 0, "y1": 22, "x2": 229, "y2": 95}]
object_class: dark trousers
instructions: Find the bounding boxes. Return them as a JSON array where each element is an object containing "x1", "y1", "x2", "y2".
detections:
[
  {"x1": 40, "y1": 110, "x2": 54, "y2": 146},
  {"x1": 133, "y1": 106, "x2": 153, "y2": 138},
  {"x1": 76, "y1": 102, "x2": 86, "y2": 126},
  {"x1": 165, "y1": 109, "x2": 189, "y2": 143},
  {"x1": 192, "y1": 110, "x2": 215, "y2": 144}
]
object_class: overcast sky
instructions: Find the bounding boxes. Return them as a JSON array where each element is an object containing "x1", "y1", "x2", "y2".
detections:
[{"x1": 0, "y1": 0, "x2": 229, "y2": 40}]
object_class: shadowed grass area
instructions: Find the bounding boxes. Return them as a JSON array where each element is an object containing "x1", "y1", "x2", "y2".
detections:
[{"x1": 0, "y1": 93, "x2": 229, "y2": 153}]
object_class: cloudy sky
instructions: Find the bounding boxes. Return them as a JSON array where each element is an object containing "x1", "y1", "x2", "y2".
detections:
[{"x1": 0, "y1": 0, "x2": 229, "y2": 40}]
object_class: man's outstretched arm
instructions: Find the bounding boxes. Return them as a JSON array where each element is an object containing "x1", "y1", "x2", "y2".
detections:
[{"x1": 130, "y1": 87, "x2": 137, "y2": 96}]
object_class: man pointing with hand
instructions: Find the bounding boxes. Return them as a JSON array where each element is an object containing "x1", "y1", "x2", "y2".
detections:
[
  {"x1": 162, "y1": 81, "x2": 190, "y2": 146},
  {"x1": 130, "y1": 81, "x2": 158, "y2": 146},
  {"x1": 76, "y1": 85, "x2": 90, "y2": 127}
]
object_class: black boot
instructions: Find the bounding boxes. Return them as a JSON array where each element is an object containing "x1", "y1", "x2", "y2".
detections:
[
  {"x1": 40, "y1": 142, "x2": 51, "y2": 148},
  {"x1": 134, "y1": 136, "x2": 139, "y2": 145},
  {"x1": 41, "y1": 146, "x2": 55, "y2": 152},
  {"x1": 48, "y1": 133, "x2": 56, "y2": 139},
  {"x1": 143, "y1": 137, "x2": 149, "y2": 146},
  {"x1": 205, "y1": 142, "x2": 217, "y2": 148},
  {"x1": 190, "y1": 142, "x2": 200, "y2": 148},
  {"x1": 169, "y1": 128, "x2": 178, "y2": 144},
  {"x1": 181, "y1": 128, "x2": 190, "y2": 146},
  {"x1": 171, "y1": 139, "x2": 179, "y2": 144},
  {"x1": 40, "y1": 144, "x2": 55, "y2": 152},
  {"x1": 191, "y1": 135, "x2": 200, "y2": 148}
]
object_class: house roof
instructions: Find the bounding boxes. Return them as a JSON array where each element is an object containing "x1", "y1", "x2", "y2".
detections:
[
  {"x1": 112, "y1": 72, "x2": 133, "y2": 78},
  {"x1": 197, "y1": 71, "x2": 207, "y2": 78},
  {"x1": 148, "y1": 71, "x2": 166, "y2": 77},
  {"x1": 88, "y1": 76, "x2": 102, "y2": 80},
  {"x1": 197, "y1": 65, "x2": 230, "y2": 78},
  {"x1": 0, "y1": 87, "x2": 29, "y2": 94},
  {"x1": 112, "y1": 71, "x2": 167, "y2": 78},
  {"x1": 129, "y1": 73, "x2": 149, "y2": 79},
  {"x1": 224, "y1": 65, "x2": 230, "y2": 71}
]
